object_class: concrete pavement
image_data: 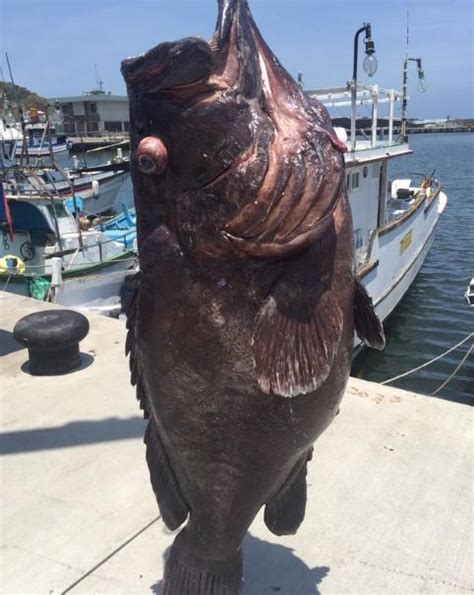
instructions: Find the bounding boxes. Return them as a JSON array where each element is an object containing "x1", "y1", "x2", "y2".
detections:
[{"x1": 1, "y1": 293, "x2": 472, "y2": 594}]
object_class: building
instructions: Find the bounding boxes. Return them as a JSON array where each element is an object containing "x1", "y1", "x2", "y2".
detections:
[{"x1": 50, "y1": 91, "x2": 130, "y2": 135}]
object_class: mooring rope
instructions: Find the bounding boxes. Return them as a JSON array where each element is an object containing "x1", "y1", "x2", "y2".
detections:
[
  {"x1": 430, "y1": 344, "x2": 473, "y2": 396},
  {"x1": 380, "y1": 332, "x2": 473, "y2": 386}
]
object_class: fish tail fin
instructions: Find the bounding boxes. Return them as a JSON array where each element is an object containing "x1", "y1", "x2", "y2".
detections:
[
  {"x1": 264, "y1": 449, "x2": 313, "y2": 536},
  {"x1": 164, "y1": 530, "x2": 243, "y2": 595}
]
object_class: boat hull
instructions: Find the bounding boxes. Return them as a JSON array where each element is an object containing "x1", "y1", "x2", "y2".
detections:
[
  {"x1": 356, "y1": 190, "x2": 447, "y2": 348},
  {"x1": 15, "y1": 143, "x2": 69, "y2": 157},
  {"x1": 0, "y1": 256, "x2": 137, "y2": 316}
]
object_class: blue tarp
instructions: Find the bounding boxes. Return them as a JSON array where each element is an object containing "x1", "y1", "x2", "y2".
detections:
[{"x1": 1, "y1": 199, "x2": 53, "y2": 233}]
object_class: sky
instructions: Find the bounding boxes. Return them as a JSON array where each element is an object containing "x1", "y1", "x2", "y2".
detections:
[{"x1": 1, "y1": 0, "x2": 473, "y2": 119}]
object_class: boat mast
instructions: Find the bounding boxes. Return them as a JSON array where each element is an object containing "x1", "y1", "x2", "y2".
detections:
[
  {"x1": 400, "y1": 10, "x2": 410, "y2": 141},
  {"x1": 5, "y1": 52, "x2": 29, "y2": 167}
]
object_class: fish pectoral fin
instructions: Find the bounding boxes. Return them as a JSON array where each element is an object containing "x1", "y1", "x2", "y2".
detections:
[
  {"x1": 253, "y1": 278, "x2": 343, "y2": 397},
  {"x1": 264, "y1": 449, "x2": 313, "y2": 536},
  {"x1": 145, "y1": 421, "x2": 189, "y2": 531},
  {"x1": 354, "y1": 278, "x2": 386, "y2": 350}
]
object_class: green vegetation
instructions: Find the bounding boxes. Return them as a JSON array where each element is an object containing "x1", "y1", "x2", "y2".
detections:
[{"x1": 0, "y1": 81, "x2": 49, "y2": 112}]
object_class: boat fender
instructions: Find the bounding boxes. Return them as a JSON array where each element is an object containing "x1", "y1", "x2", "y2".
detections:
[{"x1": 92, "y1": 179, "x2": 100, "y2": 198}]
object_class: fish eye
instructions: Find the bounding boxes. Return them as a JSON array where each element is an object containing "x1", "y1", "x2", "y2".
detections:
[
  {"x1": 137, "y1": 136, "x2": 168, "y2": 175},
  {"x1": 138, "y1": 154, "x2": 157, "y2": 174}
]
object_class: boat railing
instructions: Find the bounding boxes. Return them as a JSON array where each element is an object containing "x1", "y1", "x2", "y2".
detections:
[{"x1": 306, "y1": 83, "x2": 405, "y2": 152}]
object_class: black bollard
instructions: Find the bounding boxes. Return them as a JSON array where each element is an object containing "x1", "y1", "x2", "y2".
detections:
[{"x1": 13, "y1": 310, "x2": 90, "y2": 376}]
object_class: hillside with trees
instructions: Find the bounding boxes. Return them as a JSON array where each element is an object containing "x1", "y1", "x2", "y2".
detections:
[{"x1": 0, "y1": 81, "x2": 49, "y2": 112}]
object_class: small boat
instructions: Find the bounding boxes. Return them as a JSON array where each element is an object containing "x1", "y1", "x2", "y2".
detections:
[
  {"x1": 12, "y1": 108, "x2": 70, "y2": 157},
  {"x1": 93, "y1": 203, "x2": 137, "y2": 250},
  {"x1": 14, "y1": 122, "x2": 69, "y2": 157},
  {"x1": 0, "y1": 178, "x2": 137, "y2": 315},
  {"x1": 2, "y1": 157, "x2": 130, "y2": 216},
  {"x1": 465, "y1": 278, "x2": 474, "y2": 306}
]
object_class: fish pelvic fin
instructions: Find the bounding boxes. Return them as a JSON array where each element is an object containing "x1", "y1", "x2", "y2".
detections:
[
  {"x1": 264, "y1": 449, "x2": 313, "y2": 536},
  {"x1": 253, "y1": 278, "x2": 343, "y2": 398},
  {"x1": 354, "y1": 278, "x2": 386, "y2": 350},
  {"x1": 164, "y1": 530, "x2": 243, "y2": 595}
]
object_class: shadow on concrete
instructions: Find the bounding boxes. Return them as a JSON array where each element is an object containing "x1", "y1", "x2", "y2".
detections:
[
  {"x1": 0, "y1": 416, "x2": 146, "y2": 455},
  {"x1": 0, "y1": 329, "x2": 25, "y2": 357},
  {"x1": 150, "y1": 533, "x2": 329, "y2": 594},
  {"x1": 20, "y1": 352, "x2": 95, "y2": 375}
]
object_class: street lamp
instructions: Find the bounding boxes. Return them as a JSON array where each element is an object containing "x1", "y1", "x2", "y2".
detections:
[
  {"x1": 363, "y1": 33, "x2": 378, "y2": 77},
  {"x1": 411, "y1": 58, "x2": 427, "y2": 93},
  {"x1": 353, "y1": 23, "x2": 378, "y2": 81},
  {"x1": 350, "y1": 23, "x2": 378, "y2": 150},
  {"x1": 401, "y1": 57, "x2": 427, "y2": 140}
]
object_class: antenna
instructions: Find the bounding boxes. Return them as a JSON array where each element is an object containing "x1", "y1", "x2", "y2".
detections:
[
  {"x1": 406, "y1": 7, "x2": 410, "y2": 58},
  {"x1": 400, "y1": 9, "x2": 410, "y2": 140},
  {"x1": 94, "y1": 63, "x2": 104, "y2": 93}
]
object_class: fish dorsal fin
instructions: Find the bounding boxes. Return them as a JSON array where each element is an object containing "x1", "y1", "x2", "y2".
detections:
[
  {"x1": 253, "y1": 278, "x2": 343, "y2": 397},
  {"x1": 354, "y1": 278, "x2": 386, "y2": 350}
]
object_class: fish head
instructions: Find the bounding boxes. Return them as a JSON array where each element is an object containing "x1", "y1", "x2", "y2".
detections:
[{"x1": 122, "y1": 0, "x2": 347, "y2": 262}]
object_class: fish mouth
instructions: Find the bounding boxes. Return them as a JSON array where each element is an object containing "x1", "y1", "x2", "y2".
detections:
[{"x1": 121, "y1": 37, "x2": 215, "y2": 95}]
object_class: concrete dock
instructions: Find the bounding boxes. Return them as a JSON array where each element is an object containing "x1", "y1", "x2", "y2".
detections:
[{"x1": 1, "y1": 293, "x2": 472, "y2": 595}]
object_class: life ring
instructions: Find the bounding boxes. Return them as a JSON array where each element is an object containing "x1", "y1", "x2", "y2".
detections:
[{"x1": 0, "y1": 254, "x2": 26, "y2": 274}]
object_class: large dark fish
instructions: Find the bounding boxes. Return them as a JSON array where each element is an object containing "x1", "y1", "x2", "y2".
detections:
[{"x1": 122, "y1": 1, "x2": 385, "y2": 593}]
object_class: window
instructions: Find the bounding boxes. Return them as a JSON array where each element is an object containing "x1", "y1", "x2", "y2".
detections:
[
  {"x1": 352, "y1": 172, "x2": 360, "y2": 190},
  {"x1": 61, "y1": 103, "x2": 73, "y2": 117},
  {"x1": 104, "y1": 121, "x2": 123, "y2": 132},
  {"x1": 123, "y1": 121, "x2": 130, "y2": 131},
  {"x1": 372, "y1": 163, "x2": 380, "y2": 178},
  {"x1": 346, "y1": 174, "x2": 351, "y2": 192},
  {"x1": 90, "y1": 102, "x2": 97, "y2": 114}
]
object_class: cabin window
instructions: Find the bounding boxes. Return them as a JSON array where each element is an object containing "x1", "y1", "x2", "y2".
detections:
[
  {"x1": 46, "y1": 203, "x2": 68, "y2": 219},
  {"x1": 352, "y1": 172, "x2": 360, "y2": 190},
  {"x1": 372, "y1": 163, "x2": 380, "y2": 178},
  {"x1": 90, "y1": 102, "x2": 97, "y2": 114}
]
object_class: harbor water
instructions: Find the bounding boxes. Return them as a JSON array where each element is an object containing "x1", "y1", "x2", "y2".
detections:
[{"x1": 353, "y1": 133, "x2": 474, "y2": 404}]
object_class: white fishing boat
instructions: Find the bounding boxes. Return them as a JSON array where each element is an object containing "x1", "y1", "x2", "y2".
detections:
[
  {"x1": 14, "y1": 122, "x2": 69, "y2": 157},
  {"x1": 2, "y1": 157, "x2": 130, "y2": 216},
  {"x1": 0, "y1": 118, "x2": 22, "y2": 163},
  {"x1": 0, "y1": 182, "x2": 137, "y2": 315},
  {"x1": 8, "y1": 107, "x2": 70, "y2": 157},
  {"x1": 308, "y1": 82, "x2": 447, "y2": 348}
]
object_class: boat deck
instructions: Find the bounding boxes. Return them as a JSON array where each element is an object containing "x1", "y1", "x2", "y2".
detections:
[{"x1": 1, "y1": 293, "x2": 472, "y2": 594}]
